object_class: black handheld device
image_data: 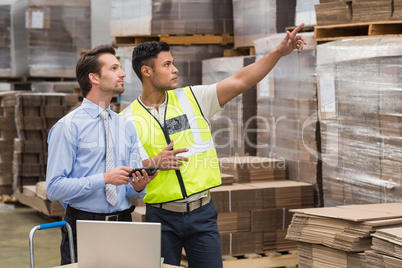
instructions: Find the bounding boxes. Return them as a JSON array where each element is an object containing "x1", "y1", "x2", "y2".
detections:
[{"x1": 128, "y1": 167, "x2": 159, "y2": 177}]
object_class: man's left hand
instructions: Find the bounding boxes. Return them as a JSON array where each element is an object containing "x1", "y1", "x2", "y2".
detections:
[{"x1": 129, "y1": 169, "x2": 159, "y2": 192}]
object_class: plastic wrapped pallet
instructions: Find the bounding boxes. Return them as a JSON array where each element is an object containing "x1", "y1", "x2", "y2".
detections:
[
  {"x1": 170, "y1": 45, "x2": 231, "y2": 88},
  {"x1": 253, "y1": 32, "x2": 320, "y2": 204},
  {"x1": 0, "y1": 0, "x2": 28, "y2": 77},
  {"x1": 110, "y1": 0, "x2": 233, "y2": 36},
  {"x1": 316, "y1": 37, "x2": 402, "y2": 206},
  {"x1": 116, "y1": 46, "x2": 143, "y2": 108},
  {"x1": 26, "y1": 0, "x2": 91, "y2": 77},
  {"x1": 202, "y1": 56, "x2": 256, "y2": 157},
  {"x1": 0, "y1": 0, "x2": 90, "y2": 78},
  {"x1": 31, "y1": 81, "x2": 79, "y2": 93},
  {"x1": 232, "y1": 0, "x2": 296, "y2": 48},
  {"x1": 91, "y1": 0, "x2": 114, "y2": 48},
  {"x1": 233, "y1": 0, "x2": 276, "y2": 48},
  {"x1": 295, "y1": 0, "x2": 319, "y2": 26}
]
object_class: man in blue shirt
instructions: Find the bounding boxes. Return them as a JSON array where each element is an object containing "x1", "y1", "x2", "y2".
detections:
[{"x1": 46, "y1": 44, "x2": 158, "y2": 265}]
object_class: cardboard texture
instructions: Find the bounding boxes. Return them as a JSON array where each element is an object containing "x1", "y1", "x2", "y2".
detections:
[
  {"x1": 211, "y1": 180, "x2": 314, "y2": 255},
  {"x1": 365, "y1": 249, "x2": 402, "y2": 267},
  {"x1": 352, "y1": 0, "x2": 392, "y2": 23},
  {"x1": 315, "y1": 2, "x2": 352, "y2": 25},
  {"x1": 131, "y1": 206, "x2": 146, "y2": 223},
  {"x1": 130, "y1": 179, "x2": 314, "y2": 256},
  {"x1": 35, "y1": 181, "x2": 47, "y2": 200},
  {"x1": 394, "y1": 0, "x2": 402, "y2": 19},
  {"x1": 18, "y1": 185, "x2": 65, "y2": 217},
  {"x1": 371, "y1": 227, "x2": 402, "y2": 261},
  {"x1": 219, "y1": 156, "x2": 286, "y2": 183},
  {"x1": 25, "y1": 7, "x2": 50, "y2": 29},
  {"x1": 12, "y1": 92, "x2": 79, "y2": 193},
  {"x1": 221, "y1": 173, "x2": 235, "y2": 186},
  {"x1": 298, "y1": 241, "x2": 366, "y2": 268},
  {"x1": 0, "y1": 92, "x2": 18, "y2": 194},
  {"x1": 287, "y1": 203, "x2": 402, "y2": 258}
]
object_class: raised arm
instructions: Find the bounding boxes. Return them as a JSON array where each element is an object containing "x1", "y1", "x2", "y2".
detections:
[{"x1": 216, "y1": 23, "x2": 307, "y2": 106}]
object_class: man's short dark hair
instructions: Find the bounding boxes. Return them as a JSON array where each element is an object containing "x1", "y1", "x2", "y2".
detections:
[
  {"x1": 132, "y1": 41, "x2": 170, "y2": 82},
  {"x1": 76, "y1": 44, "x2": 116, "y2": 97}
]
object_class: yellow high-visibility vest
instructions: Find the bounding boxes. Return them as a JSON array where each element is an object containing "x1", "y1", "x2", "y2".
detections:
[{"x1": 122, "y1": 86, "x2": 221, "y2": 204}]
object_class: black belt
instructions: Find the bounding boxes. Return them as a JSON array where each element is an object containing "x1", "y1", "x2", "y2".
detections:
[{"x1": 66, "y1": 205, "x2": 135, "y2": 221}]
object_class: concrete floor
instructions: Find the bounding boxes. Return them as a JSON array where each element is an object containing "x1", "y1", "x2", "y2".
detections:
[{"x1": 0, "y1": 202, "x2": 61, "y2": 268}]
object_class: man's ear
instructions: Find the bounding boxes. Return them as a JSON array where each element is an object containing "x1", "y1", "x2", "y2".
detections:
[
  {"x1": 141, "y1": 66, "x2": 152, "y2": 78},
  {"x1": 89, "y1": 73, "x2": 99, "y2": 84}
]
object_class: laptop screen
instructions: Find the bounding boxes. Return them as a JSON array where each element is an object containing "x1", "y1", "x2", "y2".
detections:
[{"x1": 77, "y1": 220, "x2": 162, "y2": 268}]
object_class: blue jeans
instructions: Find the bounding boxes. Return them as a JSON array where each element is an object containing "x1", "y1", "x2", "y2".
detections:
[{"x1": 146, "y1": 200, "x2": 223, "y2": 268}]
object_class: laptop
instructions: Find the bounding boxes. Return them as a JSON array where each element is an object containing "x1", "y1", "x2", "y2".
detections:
[{"x1": 77, "y1": 220, "x2": 162, "y2": 268}]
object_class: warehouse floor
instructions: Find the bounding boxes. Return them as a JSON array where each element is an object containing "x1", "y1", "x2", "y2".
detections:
[{"x1": 0, "y1": 202, "x2": 61, "y2": 268}]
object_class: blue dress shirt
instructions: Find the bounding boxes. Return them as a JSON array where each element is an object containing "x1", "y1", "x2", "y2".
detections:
[{"x1": 46, "y1": 98, "x2": 144, "y2": 213}]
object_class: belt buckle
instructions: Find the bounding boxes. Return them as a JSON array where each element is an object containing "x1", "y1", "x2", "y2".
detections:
[{"x1": 105, "y1": 214, "x2": 118, "y2": 221}]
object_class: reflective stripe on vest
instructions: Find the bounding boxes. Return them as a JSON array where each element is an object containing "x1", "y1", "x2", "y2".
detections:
[{"x1": 122, "y1": 86, "x2": 221, "y2": 204}]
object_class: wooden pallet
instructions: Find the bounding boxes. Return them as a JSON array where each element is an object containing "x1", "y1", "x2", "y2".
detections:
[
  {"x1": 224, "y1": 46, "x2": 256, "y2": 57},
  {"x1": 0, "y1": 194, "x2": 18, "y2": 204},
  {"x1": 223, "y1": 251, "x2": 298, "y2": 268},
  {"x1": 0, "y1": 76, "x2": 77, "y2": 84},
  {"x1": 180, "y1": 251, "x2": 298, "y2": 268},
  {"x1": 114, "y1": 34, "x2": 234, "y2": 46},
  {"x1": 285, "y1": 24, "x2": 315, "y2": 33},
  {"x1": 314, "y1": 20, "x2": 402, "y2": 43}
]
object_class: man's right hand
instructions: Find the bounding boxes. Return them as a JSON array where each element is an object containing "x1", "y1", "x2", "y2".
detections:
[
  {"x1": 103, "y1": 166, "x2": 135, "y2": 185},
  {"x1": 142, "y1": 140, "x2": 189, "y2": 171}
]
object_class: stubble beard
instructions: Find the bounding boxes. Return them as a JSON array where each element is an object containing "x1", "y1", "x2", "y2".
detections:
[{"x1": 114, "y1": 83, "x2": 125, "y2": 94}]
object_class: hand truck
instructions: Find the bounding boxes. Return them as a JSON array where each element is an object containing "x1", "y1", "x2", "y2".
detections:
[{"x1": 29, "y1": 221, "x2": 76, "y2": 268}]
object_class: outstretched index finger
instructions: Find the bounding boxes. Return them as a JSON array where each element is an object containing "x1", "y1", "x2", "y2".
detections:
[{"x1": 290, "y1": 23, "x2": 305, "y2": 36}]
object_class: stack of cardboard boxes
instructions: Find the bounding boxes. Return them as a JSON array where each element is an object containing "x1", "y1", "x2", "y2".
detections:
[{"x1": 0, "y1": 92, "x2": 18, "y2": 195}]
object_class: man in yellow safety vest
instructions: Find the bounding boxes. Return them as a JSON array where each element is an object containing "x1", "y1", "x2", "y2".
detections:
[{"x1": 121, "y1": 23, "x2": 307, "y2": 268}]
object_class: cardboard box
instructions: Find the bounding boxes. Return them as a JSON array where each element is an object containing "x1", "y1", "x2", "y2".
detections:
[
  {"x1": 25, "y1": 7, "x2": 50, "y2": 29},
  {"x1": 17, "y1": 188, "x2": 65, "y2": 217}
]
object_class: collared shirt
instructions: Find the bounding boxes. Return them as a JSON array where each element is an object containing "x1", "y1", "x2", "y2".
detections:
[
  {"x1": 138, "y1": 84, "x2": 221, "y2": 127},
  {"x1": 46, "y1": 98, "x2": 144, "y2": 213},
  {"x1": 137, "y1": 84, "x2": 222, "y2": 203}
]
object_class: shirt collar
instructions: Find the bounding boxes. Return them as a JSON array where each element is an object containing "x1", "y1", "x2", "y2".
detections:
[
  {"x1": 138, "y1": 94, "x2": 167, "y2": 110},
  {"x1": 82, "y1": 98, "x2": 113, "y2": 119}
]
